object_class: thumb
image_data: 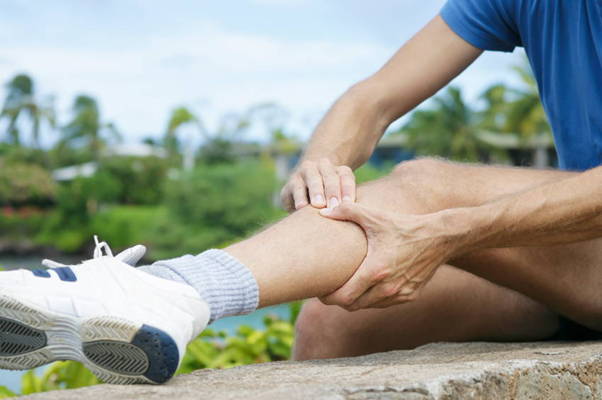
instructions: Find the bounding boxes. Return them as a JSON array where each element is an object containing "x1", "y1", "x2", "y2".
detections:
[{"x1": 319, "y1": 203, "x2": 368, "y2": 226}]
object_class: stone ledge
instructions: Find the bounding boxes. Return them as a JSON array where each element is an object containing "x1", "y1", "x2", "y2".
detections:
[{"x1": 19, "y1": 341, "x2": 602, "y2": 399}]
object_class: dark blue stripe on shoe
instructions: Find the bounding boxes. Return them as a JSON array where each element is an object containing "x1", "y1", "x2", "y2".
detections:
[
  {"x1": 31, "y1": 269, "x2": 51, "y2": 278},
  {"x1": 54, "y1": 267, "x2": 77, "y2": 282}
]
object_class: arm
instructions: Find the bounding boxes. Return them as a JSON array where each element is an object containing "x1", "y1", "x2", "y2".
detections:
[
  {"x1": 319, "y1": 167, "x2": 602, "y2": 310},
  {"x1": 449, "y1": 166, "x2": 602, "y2": 249},
  {"x1": 281, "y1": 15, "x2": 483, "y2": 211}
]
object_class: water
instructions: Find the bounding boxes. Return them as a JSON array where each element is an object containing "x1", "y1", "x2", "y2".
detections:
[
  {"x1": 0, "y1": 255, "x2": 80, "y2": 271},
  {"x1": 0, "y1": 255, "x2": 290, "y2": 392}
]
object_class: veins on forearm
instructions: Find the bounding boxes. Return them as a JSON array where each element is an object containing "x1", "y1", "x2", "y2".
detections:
[{"x1": 461, "y1": 171, "x2": 602, "y2": 249}]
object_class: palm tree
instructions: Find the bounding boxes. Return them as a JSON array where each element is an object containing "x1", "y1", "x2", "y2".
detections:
[
  {"x1": 163, "y1": 103, "x2": 295, "y2": 168},
  {"x1": 0, "y1": 74, "x2": 55, "y2": 147},
  {"x1": 164, "y1": 106, "x2": 210, "y2": 169},
  {"x1": 401, "y1": 86, "x2": 494, "y2": 162},
  {"x1": 165, "y1": 107, "x2": 208, "y2": 150},
  {"x1": 61, "y1": 95, "x2": 120, "y2": 161},
  {"x1": 478, "y1": 61, "x2": 550, "y2": 141},
  {"x1": 504, "y1": 64, "x2": 550, "y2": 140},
  {"x1": 479, "y1": 83, "x2": 509, "y2": 132}
]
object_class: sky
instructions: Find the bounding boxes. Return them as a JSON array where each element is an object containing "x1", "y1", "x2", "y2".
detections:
[{"x1": 0, "y1": 0, "x2": 525, "y2": 145}]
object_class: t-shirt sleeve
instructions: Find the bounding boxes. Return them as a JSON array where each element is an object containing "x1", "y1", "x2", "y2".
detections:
[{"x1": 440, "y1": 0, "x2": 521, "y2": 52}]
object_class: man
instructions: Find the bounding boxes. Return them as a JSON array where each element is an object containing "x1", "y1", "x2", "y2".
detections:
[{"x1": 0, "y1": 0, "x2": 601, "y2": 385}]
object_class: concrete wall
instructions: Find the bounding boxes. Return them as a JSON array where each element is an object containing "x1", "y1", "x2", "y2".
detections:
[{"x1": 20, "y1": 341, "x2": 602, "y2": 399}]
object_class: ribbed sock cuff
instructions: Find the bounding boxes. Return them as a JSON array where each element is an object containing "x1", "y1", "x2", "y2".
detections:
[
  {"x1": 150, "y1": 249, "x2": 259, "y2": 322},
  {"x1": 139, "y1": 264, "x2": 186, "y2": 283}
]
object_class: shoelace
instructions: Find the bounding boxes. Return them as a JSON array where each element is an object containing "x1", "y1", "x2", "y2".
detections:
[
  {"x1": 42, "y1": 235, "x2": 113, "y2": 269},
  {"x1": 93, "y1": 235, "x2": 114, "y2": 258}
]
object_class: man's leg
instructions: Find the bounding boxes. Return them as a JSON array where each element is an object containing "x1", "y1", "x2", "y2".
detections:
[
  {"x1": 294, "y1": 266, "x2": 557, "y2": 360},
  {"x1": 227, "y1": 158, "x2": 582, "y2": 310},
  {"x1": 223, "y1": 159, "x2": 602, "y2": 359}
]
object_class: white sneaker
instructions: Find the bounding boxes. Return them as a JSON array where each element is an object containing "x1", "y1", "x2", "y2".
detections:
[{"x1": 0, "y1": 237, "x2": 210, "y2": 384}]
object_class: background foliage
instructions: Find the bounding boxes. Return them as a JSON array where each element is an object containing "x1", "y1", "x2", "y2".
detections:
[{"x1": 151, "y1": 160, "x2": 283, "y2": 257}]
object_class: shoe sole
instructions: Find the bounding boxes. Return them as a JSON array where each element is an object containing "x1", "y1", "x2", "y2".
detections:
[{"x1": 0, "y1": 293, "x2": 179, "y2": 384}]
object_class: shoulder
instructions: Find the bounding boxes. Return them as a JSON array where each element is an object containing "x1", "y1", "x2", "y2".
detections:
[
  {"x1": 441, "y1": 0, "x2": 526, "y2": 52},
  {"x1": 442, "y1": 0, "x2": 522, "y2": 21}
]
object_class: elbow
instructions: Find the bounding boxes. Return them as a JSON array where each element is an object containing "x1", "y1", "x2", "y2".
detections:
[
  {"x1": 348, "y1": 78, "x2": 396, "y2": 128},
  {"x1": 346, "y1": 78, "x2": 380, "y2": 105}
]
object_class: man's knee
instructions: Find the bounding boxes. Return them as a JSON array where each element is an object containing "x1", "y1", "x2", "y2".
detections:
[
  {"x1": 390, "y1": 157, "x2": 451, "y2": 183},
  {"x1": 364, "y1": 157, "x2": 455, "y2": 212},
  {"x1": 294, "y1": 299, "x2": 341, "y2": 361}
]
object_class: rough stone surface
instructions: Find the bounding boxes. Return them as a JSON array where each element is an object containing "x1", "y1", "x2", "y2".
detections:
[{"x1": 19, "y1": 341, "x2": 602, "y2": 399}]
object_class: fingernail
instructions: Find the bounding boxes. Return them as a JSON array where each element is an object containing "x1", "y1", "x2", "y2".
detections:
[
  {"x1": 296, "y1": 202, "x2": 308, "y2": 209},
  {"x1": 342, "y1": 196, "x2": 352, "y2": 203},
  {"x1": 314, "y1": 194, "x2": 325, "y2": 205},
  {"x1": 319, "y1": 208, "x2": 331, "y2": 216},
  {"x1": 328, "y1": 197, "x2": 339, "y2": 209}
]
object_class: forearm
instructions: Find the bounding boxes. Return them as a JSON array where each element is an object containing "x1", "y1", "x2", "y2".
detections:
[
  {"x1": 445, "y1": 166, "x2": 602, "y2": 250},
  {"x1": 301, "y1": 15, "x2": 482, "y2": 170},
  {"x1": 302, "y1": 80, "x2": 390, "y2": 168}
]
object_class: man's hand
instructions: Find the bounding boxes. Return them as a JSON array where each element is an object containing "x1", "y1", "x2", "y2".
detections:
[
  {"x1": 280, "y1": 158, "x2": 356, "y2": 212},
  {"x1": 279, "y1": 17, "x2": 481, "y2": 213},
  {"x1": 319, "y1": 203, "x2": 465, "y2": 310}
]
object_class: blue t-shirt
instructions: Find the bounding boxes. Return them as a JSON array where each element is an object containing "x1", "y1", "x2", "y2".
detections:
[{"x1": 441, "y1": 0, "x2": 602, "y2": 171}]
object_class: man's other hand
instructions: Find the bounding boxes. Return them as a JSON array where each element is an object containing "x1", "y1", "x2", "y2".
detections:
[
  {"x1": 280, "y1": 158, "x2": 356, "y2": 212},
  {"x1": 318, "y1": 203, "x2": 466, "y2": 310}
]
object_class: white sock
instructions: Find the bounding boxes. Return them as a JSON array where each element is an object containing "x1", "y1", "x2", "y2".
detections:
[{"x1": 139, "y1": 249, "x2": 259, "y2": 322}]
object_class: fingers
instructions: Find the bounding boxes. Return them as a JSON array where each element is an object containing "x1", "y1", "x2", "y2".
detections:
[
  {"x1": 319, "y1": 253, "x2": 426, "y2": 311},
  {"x1": 370, "y1": 290, "x2": 421, "y2": 309},
  {"x1": 318, "y1": 159, "x2": 341, "y2": 209},
  {"x1": 337, "y1": 165, "x2": 356, "y2": 203},
  {"x1": 324, "y1": 283, "x2": 422, "y2": 311},
  {"x1": 280, "y1": 174, "x2": 311, "y2": 212},
  {"x1": 349, "y1": 282, "x2": 399, "y2": 310},
  {"x1": 280, "y1": 196, "x2": 292, "y2": 213},
  {"x1": 368, "y1": 282, "x2": 424, "y2": 309},
  {"x1": 280, "y1": 159, "x2": 356, "y2": 212},
  {"x1": 301, "y1": 163, "x2": 326, "y2": 208},
  {"x1": 285, "y1": 176, "x2": 308, "y2": 210},
  {"x1": 280, "y1": 185, "x2": 294, "y2": 212},
  {"x1": 319, "y1": 261, "x2": 377, "y2": 309},
  {"x1": 319, "y1": 202, "x2": 368, "y2": 227}
]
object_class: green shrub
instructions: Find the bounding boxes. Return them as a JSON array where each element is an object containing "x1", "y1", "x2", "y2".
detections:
[
  {"x1": 0, "y1": 387, "x2": 16, "y2": 399},
  {"x1": 0, "y1": 162, "x2": 56, "y2": 206},
  {"x1": 91, "y1": 206, "x2": 164, "y2": 250},
  {"x1": 34, "y1": 178, "x2": 127, "y2": 253},
  {"x1": 166, "y1": 161, "x2": 279, "y2": 234},
  {"x1": 150, "y1": 160, "x2": 283, "y2": 257},
  {"x1": 178, "y1": 314, "x2": 294, "y2": 372},
  {"x1": 95, "y1": 156, "x2": 169, "y2": 205},
  {"x1": 0, "y1": 212, "x2": 46, "y2": 241},
  {"x1": 19, "y1": 362, "x2": 99, "y2": 395},
  {"x1": 0, "y1": 146, "x2": 50, "y2": 170},
  {"x1": 34, "y1": 211, "x2": 91, "y2": 253}
]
